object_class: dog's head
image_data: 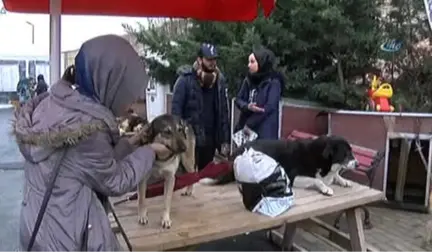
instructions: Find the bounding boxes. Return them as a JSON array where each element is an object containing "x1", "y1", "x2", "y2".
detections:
[
  {"x1": 144, "y1": 114, "x2": 189, "y2": 155},
  {"x1": 321, "y1": 136, "x2": 358, "y2": 170}
]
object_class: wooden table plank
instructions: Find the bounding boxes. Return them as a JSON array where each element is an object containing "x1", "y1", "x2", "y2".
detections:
[{"x1": 110, "y1": 182, "x2": 384, "y2": 251}]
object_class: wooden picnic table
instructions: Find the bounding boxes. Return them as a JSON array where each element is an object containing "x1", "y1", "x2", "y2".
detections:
[{"x1": 109, "y1": 182, "x2": 384, "y2": 251}]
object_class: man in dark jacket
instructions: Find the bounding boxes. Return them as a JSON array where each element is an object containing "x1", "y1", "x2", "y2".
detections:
[
  {"x1": 35, "y1": 74, "x2": 48, "y2": 96},
  {"x1": 171, "y1": 43, "x2": 230, "y2": 171}
]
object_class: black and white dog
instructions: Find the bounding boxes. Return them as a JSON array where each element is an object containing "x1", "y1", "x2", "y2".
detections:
[{"x1": 201, "y1": 135, "x2": 359, "y2": 196}]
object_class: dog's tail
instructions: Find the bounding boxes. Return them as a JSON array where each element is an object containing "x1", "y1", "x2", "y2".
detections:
[
  {"x1": 198, "y1": 178, "x2": 220, "y2": 185},
  {"x1": 198, "y1": 168, "x2": 235, "y2": 186},
  {"x1": 198, "y1": 144, "x2": 248, "y2": 186}
]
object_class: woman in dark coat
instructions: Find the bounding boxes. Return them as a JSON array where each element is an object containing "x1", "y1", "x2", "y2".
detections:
[
  {"x1": 35, "y1": 74, "x2": 49, "y2": 96},
  {"x1": 234, "y1": 47, "x2": 284, "y2": 140}
]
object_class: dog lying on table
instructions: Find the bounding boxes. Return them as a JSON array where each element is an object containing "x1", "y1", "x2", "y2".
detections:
[
  {"x1": 118, "y1": 113, "x2": 196, "y2": 229},
  {"x1": 200, "y1": 135, "x2": 358, "y2": 196}
]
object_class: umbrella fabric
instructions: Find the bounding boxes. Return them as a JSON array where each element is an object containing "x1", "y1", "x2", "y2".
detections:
[
  {"x1": 113, "y1": 161, "x2": 233, "y2": 204},
  {"x1": 143, "y1": 161, "x2": 232, "y2": 198},
  {"x1": 3, "y1": 0, "x2": 275, "y2": 21}
]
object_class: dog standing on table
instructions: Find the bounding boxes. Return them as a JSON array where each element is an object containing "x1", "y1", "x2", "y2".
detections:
[
  {"x1": 200, "y1": 135, "x2": 358, "y2": 196},
  {"x1": 119, "y1": 113, "x2": 196, "y2": 228}
]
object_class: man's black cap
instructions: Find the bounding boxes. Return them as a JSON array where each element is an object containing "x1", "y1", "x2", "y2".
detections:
[{"x1": 197, "y1": 43, "x2": 218, "y2": 59}]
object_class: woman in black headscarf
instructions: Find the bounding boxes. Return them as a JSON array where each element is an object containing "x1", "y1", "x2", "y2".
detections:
[
  {"x1": 35, "y1": 74, "x2": 48, "y2": 96},
  {"x1": 234, "y1": 47, "x2": 284, "y2": 140}
]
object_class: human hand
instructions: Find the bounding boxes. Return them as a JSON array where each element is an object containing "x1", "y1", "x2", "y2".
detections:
[
  {"x1": 221, "y1": 143, "x2": 230, "y2": 156},
  {"x1": 127, "y1": 133, "x2": 142, "y2": 147},
  {"x1": 247, "y1": 103, "x2": 265, "y2": 113},
  {"x1": 126, "y1": 124, "x2": 151, "y2": 146},
  {"x1": 243, "y1": 126, "x2": 252, "y2": 136},
  {"x1": 149, "y1": 142, "x2": 171, "y2": 159}
]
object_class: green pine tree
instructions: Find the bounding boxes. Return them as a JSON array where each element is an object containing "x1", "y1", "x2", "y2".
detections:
[{"x1": 125, "y1": 0, "x2": 383, "y2": 109}]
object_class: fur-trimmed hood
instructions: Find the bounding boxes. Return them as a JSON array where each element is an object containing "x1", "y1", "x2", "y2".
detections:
[{"x1": 13, "y1": 80, "x2": 118, "y2": 163}]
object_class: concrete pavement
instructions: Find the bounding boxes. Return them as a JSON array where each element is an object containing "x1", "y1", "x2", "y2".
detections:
[
  {"x1": 0, "y1": 170, "x2": 22, "y2": 250},
  {"x1": 0, "y1": 108, "x2": 23, "y2": 250},
  {"x1": 0, "y1": 108, "x2": 24, "y2": 166}
]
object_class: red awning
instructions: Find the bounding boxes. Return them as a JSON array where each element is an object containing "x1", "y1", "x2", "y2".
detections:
[{"x1": 3, "y1": 0, "x2": 275, "y2": 21}]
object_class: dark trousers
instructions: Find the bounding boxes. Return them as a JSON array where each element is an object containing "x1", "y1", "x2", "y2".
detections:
[{"x1": 195, "y1": 143, "x2": 216, "y2": 171}]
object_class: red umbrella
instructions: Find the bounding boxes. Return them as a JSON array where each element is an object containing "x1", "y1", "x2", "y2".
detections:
[
  {"x1": 3, "y1": 0, "x2": 276, "y2": 87},
  {"x1": 3, "y1": 0, "x2": 276, "y2": 21}
]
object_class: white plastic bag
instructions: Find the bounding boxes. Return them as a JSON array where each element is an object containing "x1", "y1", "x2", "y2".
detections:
[
  {"x1": 234, "y1": 148, "x2": 278, "y2": 183},
  {"x1": 232, "y1": 129, "x2": 258, "y2": 147},
  {"x1": 233, "y1": 147, "x2": 294, "y2": 217}
]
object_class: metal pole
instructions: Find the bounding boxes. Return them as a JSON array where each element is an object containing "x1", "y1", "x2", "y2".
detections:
[
  {"x1": 391, "y1": 51, "x2": 395, "y2": 83},
  {"x1": 25, "y1": 21, "x2": 35, "y2": 44},
  {"x1": 49, "y1": 0, "x2": 61, "y2": 85}
]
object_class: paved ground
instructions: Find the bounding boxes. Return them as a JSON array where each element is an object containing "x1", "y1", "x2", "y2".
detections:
[
  {"x1": 0, "y1": 170, "x2": 22, "y2": 250},
  {"x1": 0, "y1": 108, "x2": 23, "y2": 250},
  {"x1": 0, "y1": 108, "x2": 23, "y2": 168},
  {"x1": 361, "y1": 206, "x2": 432, "y2": 251},
  {"x1": 319, "y1": 206, "x2": 432, "y2": 251}
]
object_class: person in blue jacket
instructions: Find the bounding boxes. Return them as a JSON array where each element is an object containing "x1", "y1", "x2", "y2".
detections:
[
  {"x1": 234, "y1": 47, "x2": 284, "y2": 140},
  {"x1": 171, "y1": 43, "x2": 230, "y2": 171}
]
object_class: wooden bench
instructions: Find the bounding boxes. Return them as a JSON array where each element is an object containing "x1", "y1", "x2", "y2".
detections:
[
  {"x1": 286, "y1": 130, "x2": 385, "y2": 229},
  {"x1": 110, "y1": 183, "x2": 384, "y2": 251}
]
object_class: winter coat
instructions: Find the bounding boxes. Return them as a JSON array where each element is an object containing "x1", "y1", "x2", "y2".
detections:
[
  {"x1": 235, "y1": 72, "x2": 283, "y2": 140},
  {"x1": 13, "y1": 34, "x2": 154, "y2": 251},
  {"x1": 171, "y1": 65, "x2": 230, "y2": 147},
  {"x1": 13, "y1": 81, "x2": 155, "y2": 251}
]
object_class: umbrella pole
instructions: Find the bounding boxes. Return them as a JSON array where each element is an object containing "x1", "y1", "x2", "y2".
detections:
[{"x1": 49, "y1": 0, "x2": 61, "y2": 85}]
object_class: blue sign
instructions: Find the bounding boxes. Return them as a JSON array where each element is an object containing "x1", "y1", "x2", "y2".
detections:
[{"x1": 380, "y1": 40, "x2": 403, "y2": 52}]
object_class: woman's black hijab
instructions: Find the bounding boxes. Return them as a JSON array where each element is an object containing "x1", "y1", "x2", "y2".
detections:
[{"x1": 248, "y1": 47, "x2": 276, "y2": 85}]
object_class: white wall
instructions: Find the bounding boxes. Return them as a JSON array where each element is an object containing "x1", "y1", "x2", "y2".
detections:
[
  {"x1": 0, "y1": 64, "x2": 19, "y2": 92},
  {"x1": 0, "y1": 55, "x2": 49, "y2": 92},
  {"x1": 146, "y1": 78, "x2": 170, "y2": 122}
]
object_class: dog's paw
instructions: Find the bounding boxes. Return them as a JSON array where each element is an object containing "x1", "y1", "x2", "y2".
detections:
[
  {"x1": 181, "y1": 190, "x2": 193, "y2": 196},
  {"x1": 321, "y1": 187, "x2": 334, "y2": 196},
  {"x1": 340, "y1": 179, "x2": 352, "y2": 187},
  {"x1": 161, "y1": 215, "x2": 172, "y2": 229},
  {"x1": 138, "y1": 215, "x2": 149, "y2": 225},
  {"x1": 138, "y1": 209, "x2": 149, "y2": 225},
  {"x1": 181, "y1": 186, "x2": 193, "y2": 196}
]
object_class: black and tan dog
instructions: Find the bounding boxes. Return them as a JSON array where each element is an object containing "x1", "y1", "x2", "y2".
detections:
[
  {"x1": 200, "y1": 135, "x2": 358, "y2": 196},
  {"x1": 118, "y1": 113, "x2": 196, "y2": 228}
]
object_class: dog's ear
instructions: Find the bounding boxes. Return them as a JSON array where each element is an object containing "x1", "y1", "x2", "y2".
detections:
[
  {"x1": 116, "y1": 117, "x2": 125, "y2": 123},
  {"x1": 138, "y1": 123, "x2": 153, "y2": 145},
  {"x1": 179, "y1": 119, "x2": 188, "y2": 129},
  {"x1": 322, "y1": 142, "x2": 333, "y2": 159},
  {"x1": 178, "y1": 119, "x2": 189, "y2": 137}
]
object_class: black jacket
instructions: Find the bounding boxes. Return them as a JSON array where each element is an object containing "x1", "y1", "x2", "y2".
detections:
[{"x1": 171, "y1": 65, "x2": 230, "y2": 147}]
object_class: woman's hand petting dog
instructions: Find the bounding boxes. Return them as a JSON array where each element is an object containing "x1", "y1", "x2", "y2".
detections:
[
  {"x1": 125, "y1": 124, "x2": 171, "y2": 159},
  {"x1": 149, "y1": 142, "x2": 171, "y2": 160},
  {"x1": 126, "y1": 124, "x2": 150, "y2": 147},
  {"x1": 221, "y1": 143, "x2": 230, "y2": 156},
  {"x1": 127, "y1": 132, "x2": 144, "y2": 147}
]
